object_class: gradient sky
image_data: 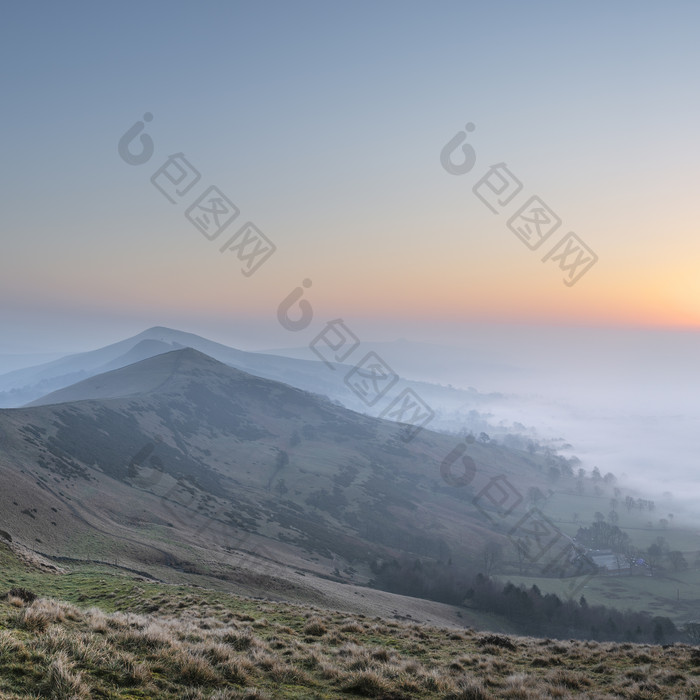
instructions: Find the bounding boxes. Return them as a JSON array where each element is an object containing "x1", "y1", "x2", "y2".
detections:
[{"x1": 2, "y1": 0, "x2": 700, "y2": 352}]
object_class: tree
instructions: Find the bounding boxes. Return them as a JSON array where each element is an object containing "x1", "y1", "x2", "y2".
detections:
[
  {"x1": 547, "y1": 466, "x2": 561, "y2": 483},
  {"x1": 613, "y1": 551, "x2": 627, "y2": 570},
  {"x1": 513, "y1": 539, "x2": 530, "y2": 575},
  {"x1": 481, "y1": 540, "x2": 504, "y2": 576},
  {"x1": 646, "y1": 543, "x2": 664, "y2": 575},
  {"x1": 653, "y1": 619, "x2": 668, "y2": 644},
  {"x1": 527, "y1": 486, "x2": 546, "y2": 507},
  {"x1": 275, "y1": 449, "x2": 289, "y2": 470},
  {"x1": 575, "y1": 522, "x2": 630, "y2": 552},
  {"x1": 668, "y1": 551, "x2": 688, "y2": 572},
  {"x1": 684, "y1": 622, "x2": 700, "y2": 644},
  {"x1": 594, "y1": 511, "x2": 605, "y2": 523},
  {"x1": 560, "y1": 461, "x2": 574, "y2": 478},
  {"x1": 608, "y1": 511, "x2": 619, "y2": 525}
]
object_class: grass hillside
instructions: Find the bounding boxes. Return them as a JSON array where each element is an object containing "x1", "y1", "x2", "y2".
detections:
[
  {"x1": 2, "y1": 569, "x2": 700, "y2": 698},
  {"x1": 0, "y1": 349, "x2": 571, "y2": 589},
  {"x1": 0, "y1": 534, "x2": 698, "y2": 700}
]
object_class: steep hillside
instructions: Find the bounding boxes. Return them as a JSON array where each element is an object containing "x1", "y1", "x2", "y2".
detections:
[{"x1": 0, "y1": 349, "x2": 564, "y2": 602}]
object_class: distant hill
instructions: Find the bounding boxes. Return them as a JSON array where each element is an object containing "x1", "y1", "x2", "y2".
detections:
[
  {"x1": 5, "y1": 328, "x2": 515, "y2": 445},
  {"x1": 0, "y1": 347, "x2": 561, "y2": 597},
  {"x1": 0, "y1": 351, "x2": 66, "y2": 374},
  {"x1": 0, "y1": 326, "x2": 352, "y2": 408}
]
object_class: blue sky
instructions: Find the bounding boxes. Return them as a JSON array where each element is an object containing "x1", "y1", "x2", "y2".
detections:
[{"x1": 2, "y1": 0, "x2": 700, "y2": 352}]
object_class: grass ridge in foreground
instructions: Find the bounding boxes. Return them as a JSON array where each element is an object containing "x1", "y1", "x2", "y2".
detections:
[{"x1": 1, "y1": 586, "x2": 700, "y2": 699}]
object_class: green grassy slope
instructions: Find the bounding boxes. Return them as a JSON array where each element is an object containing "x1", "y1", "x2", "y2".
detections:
[{"x1": 1, "y1": 543, "x2": 700, "y2": 700}]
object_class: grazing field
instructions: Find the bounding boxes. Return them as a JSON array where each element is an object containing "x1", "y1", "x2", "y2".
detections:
[{"x1": 502, "y1": 570, "x2": 700, "y2": 626}]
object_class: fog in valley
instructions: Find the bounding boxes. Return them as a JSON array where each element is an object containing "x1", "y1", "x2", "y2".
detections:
[{"x1": 270, "y1": 322, "x2": 700, "y2": 512}]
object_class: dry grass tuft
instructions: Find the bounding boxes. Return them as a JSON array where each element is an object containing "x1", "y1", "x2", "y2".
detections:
[
  {"x1": 223, "y1": 628, "x2": 255, "y2": 651},
  {"x1": 445, "y1": 677, "x2": 493, "y2": 700},
  {"x1": 46, "y1": 652, "x2": 89, "y2": 699},
  {"x1": 18, "y1": 598, "x2": 68, "y2": 631},
  {"x1": 342, "y1": 668, "x2": 392, "y2": 696},
  {"x1": 302, "y1": 618, "x2": 327, "y2": 636}
]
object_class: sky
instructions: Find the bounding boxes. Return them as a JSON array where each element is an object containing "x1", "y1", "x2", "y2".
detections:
[
  {"x1": 1, "y1": 0, "x2": 700, "y2": 510},
  {"x1": 2, "y1": 0, "x2": 700, "y2": 353}
]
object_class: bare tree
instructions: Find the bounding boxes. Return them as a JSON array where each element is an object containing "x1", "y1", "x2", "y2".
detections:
[
  {"x1": 513, "y1": 539, "x2": 530, "y2": 575},
  {"x1": 481, "y1": 540, "x2": 504, "y2": 576}
]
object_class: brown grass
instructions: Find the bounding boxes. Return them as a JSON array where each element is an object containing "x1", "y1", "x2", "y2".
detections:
[{"x1": 1, "y1": 592, "x2": 700, "y2": 699}]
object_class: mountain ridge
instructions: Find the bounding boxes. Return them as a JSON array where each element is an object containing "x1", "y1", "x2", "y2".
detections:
[
  {"x1": 0, "y1": 346, "x2": 553, "y2": 594},
  {"x1": 0, "y1": 326, "x2": 347, "y2": 408}
]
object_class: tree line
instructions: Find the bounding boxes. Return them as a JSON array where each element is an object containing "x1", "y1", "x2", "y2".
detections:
[{"x1": 369, "y1": 556, "x2": 679, "y2": 644}]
